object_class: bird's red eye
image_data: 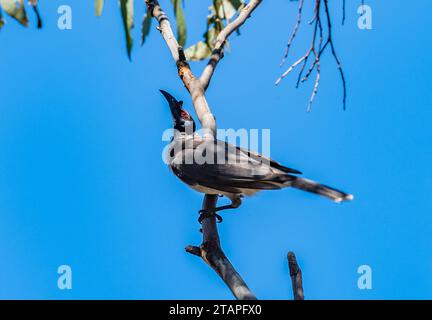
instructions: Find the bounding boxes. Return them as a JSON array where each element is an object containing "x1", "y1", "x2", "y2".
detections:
[{"x1": 180, "y1": 110, "x2": 190, "y2": 120}]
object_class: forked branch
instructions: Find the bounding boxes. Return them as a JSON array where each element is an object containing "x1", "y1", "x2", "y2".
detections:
[
  {"x1": 148, "y1": 0, "x2": 309, "y2": 300},
  {"x1": 200, "y1": 0, "x2": 263, "y2": 90},
  {"x1": 186, "y1": 195, "x2": 256, "y2": 300},
  {"x1": 145, "y1": 0, "x2": 262, "y2": 300}
]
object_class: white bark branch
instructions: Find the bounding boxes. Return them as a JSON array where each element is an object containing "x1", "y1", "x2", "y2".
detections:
[
  {"x1": 200, "y1": 0, "x2": 263, "y2": 90},
  {"x1": 146, "y1": 0, "x2": 216, "y2": 138},
  {"x1": 146, "y1": 1, "x2": 179, "y2": 62},
  {"x1": 145, "y1": 0, "x2": 260, "y2": 300}
]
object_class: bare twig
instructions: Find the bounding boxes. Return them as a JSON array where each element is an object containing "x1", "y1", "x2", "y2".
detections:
[
  {"x1": 323, "y1": 0, "x2": 347, "y2": 110},
  {"x1": 342, "y1": 0, "x2": 346, "y2": 25},
  {"x1": 200, "y1": 0, "x2": 262, "y2": 90},
  {"x1": 275, "y1": 55, "x2": 308, "y2": 86},
  {"x1": 145, "y1": 0, "x2": 260, "y2": 300},
  {"x1": 308, "y1": 58, "x2": 320, "y2": 112},
  {"x1": 344, "y1": 0, "x2": 367, "y2": 25},
  {"x1": 288, "y1": 252, "x2": 304, "y2": 300},
  {"x1": 276, "y1": 0, "x2": 347, "y2": 110},
  {"x1": 276, "y1": 0, "x2": 322, "y2": 110},
  {"x1": 280, "y1": 0, "x2": 304, "y2": 67}
]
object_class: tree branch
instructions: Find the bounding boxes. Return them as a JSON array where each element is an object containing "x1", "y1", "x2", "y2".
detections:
[
  {"x1": 145, "y1": 0, "x2": 179, "y2": 62},
  {"x1": 186, "y1": 195, "x2": 256, "y2": 300},
  {"x1": 146, "y1": 0, "x2": 216, "y2": 137},
  {"x1": 288, "y1": 252, "x2": 304, "y2": 300},
  {"x1": 199, "y1": 0, "x2": 263, "y2": 90},
  {"x1": 145, "y1": 0, "x2": 258, "y2": 300}
]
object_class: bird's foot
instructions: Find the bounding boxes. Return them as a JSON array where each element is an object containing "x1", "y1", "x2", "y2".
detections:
[{"x1": 198, "y1": 209, "x2": 223, "y2": 224}]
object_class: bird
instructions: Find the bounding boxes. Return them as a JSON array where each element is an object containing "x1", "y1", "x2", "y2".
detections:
[{"x1": 160, "y1": 90, "x2": 353, "y2": 222}]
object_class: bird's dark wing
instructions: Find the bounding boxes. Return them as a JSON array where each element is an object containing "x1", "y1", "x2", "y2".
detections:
[
  {"x1": 170, "y1": 138, "x2": 296, "y2": 193},
  {"x1": 234, "y1": 144, "x2": 302, "y2": 174},
  {"x1": 171, "y1": 162, "x2": 293, "y2": 193}
]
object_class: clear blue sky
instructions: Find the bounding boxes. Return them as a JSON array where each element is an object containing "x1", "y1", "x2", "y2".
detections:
[{"x1": 0, "y1": 0, "x2": 431, "y2": 299}]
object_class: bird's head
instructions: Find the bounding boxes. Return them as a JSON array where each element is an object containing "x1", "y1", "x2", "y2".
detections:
[{"x1": 160, "y1": 89, "x2": 196, "y2": 133}]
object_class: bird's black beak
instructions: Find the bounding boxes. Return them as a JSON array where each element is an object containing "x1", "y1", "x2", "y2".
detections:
[{"x1": 160, "y1": 89, "x2": 183, "y2": 122}]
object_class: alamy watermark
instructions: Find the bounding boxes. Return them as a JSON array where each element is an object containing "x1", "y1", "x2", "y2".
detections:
[
  {"x1": 357, "y1": 264, "x2": 372, "y2": 290},
  {"x1": 57, "y1": 5, "x2": 72, "y2": 30},
  {"x1": 358, "y1": 5, "x2": 373, "y2": 30},
  {"x1": 161, "y1": 126, "x2": 271, "y2": 169},
  {"x1": 57, "y1": 265, "x2": 72, "y2": 290}
]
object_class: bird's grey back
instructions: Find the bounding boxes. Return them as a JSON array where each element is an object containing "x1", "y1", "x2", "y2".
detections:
[{"x1": 166, "y1": 134, "x2": 298, "y2": 193}]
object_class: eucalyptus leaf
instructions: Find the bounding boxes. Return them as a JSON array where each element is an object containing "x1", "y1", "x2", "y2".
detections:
[
  {"x1": 204, "y1": 27, "x2": 217, "y2": 49},
  {"x1": 95, "y1": 0, "x2": 104, "y2": 17},
  {"x1": 218, "y1": 0, "x2": 234, "y2": 20},
  {"x1": 171, "y1": 0, "x2": 186, "y2": 47},
  {"x1": 213, "y1": 0, "x2": 222, "y2": 18},
  {"x1": 120, "y1": 0, "x2": 134, "y2": 60},
  {"x1": 216, "y1": 0, "x2": 244, "y2": 20},
  {"x1": 0, "y1": 0, "x2": 28, "y2": 26},
  {"x1": 0, "y1": 6, "x2": 4, "y2": 29},
  {"x1": 141, "y1": 9, "x2": 152, "y2": 46},
  {"x1": 228, "y1": 0, "x2": 244, "y2": 10},
  {"x1": 185, "y1": 41, "x2": 212, "y2": 61},
  {"x1": 186, "y1": 0, "x2": 244, "y2": 61}
]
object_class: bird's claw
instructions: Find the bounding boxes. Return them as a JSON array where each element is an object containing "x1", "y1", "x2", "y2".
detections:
[{"x1": 198, "y1": 209, "x2": 223, "y2": 223}]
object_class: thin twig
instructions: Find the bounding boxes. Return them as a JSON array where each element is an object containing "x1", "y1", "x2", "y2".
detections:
[
  {"x1": 301, "y1": 16, "x2": 323, "y2": 84},
  {"x1": 323, "y1": 0, "x2": 347, "y2": 110},
  {"x1": 307, "y1": 58, "x2": 320, "y2": 112},
  {"x1": 342, "y1": 0, "x2": 346, "y2": 25},
  {"x1": 276, "y1": 0, "x2": 347, "y2": 110},
  {"x1": 275, "y1": 0, "x2": 321, "y2": 109},
  {"x1": 280, "y1": 0, "x2": 304, "y2": 67},
  {"x1": 275, "y1": 55, "x2": 307, "y2": 86}
]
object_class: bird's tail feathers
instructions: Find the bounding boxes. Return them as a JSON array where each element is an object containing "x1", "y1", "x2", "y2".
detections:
[{"x1": 290, "y1": 177, "x2": 353, "y2": 203}]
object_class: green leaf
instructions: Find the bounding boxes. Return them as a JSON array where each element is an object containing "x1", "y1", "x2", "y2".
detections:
[
  {"x1": 120, "y1": 0, "x2": 134, "y2": 60},
  {"x1": 95, "y1": 0, "x2": 104, "y2": 17},
  {"x1": 171, "y1": 0, "x2": 186, "y2": 47},
  {"x1": 0, "y1": 0, "x2": 28, "y2": 26},
  {"x1": 219, "y1": 0, "x2": 236, "y2": 20},
  {"x1": 141, "y1": 9, "x2": 152, "y2": 46},
  {"x1": 227, "y1": 0, "x2": 244, "y2": 10},
  {"x1": 204, "y1": 26, "x2": 217, "y2": 49},
  {"x1": 185, "y1": 0, "x2": 243, "y2": 61},
  {"x1": 185, "y1": 41, "x2": 212, "y2": 61},
  {"x1": 215, "y1": 0, "x2": 244, "y2": 21},
  {"x1": 0, "y1": 6, "x2": 4, "y2": 29},
  {"x1": 213, "y1": 0, "x2": 222, "y2": 18}
]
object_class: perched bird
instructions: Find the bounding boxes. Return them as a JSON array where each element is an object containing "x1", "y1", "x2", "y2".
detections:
[{"x1": 160, "y1": 90, "x2": 353, "y2": 222}]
